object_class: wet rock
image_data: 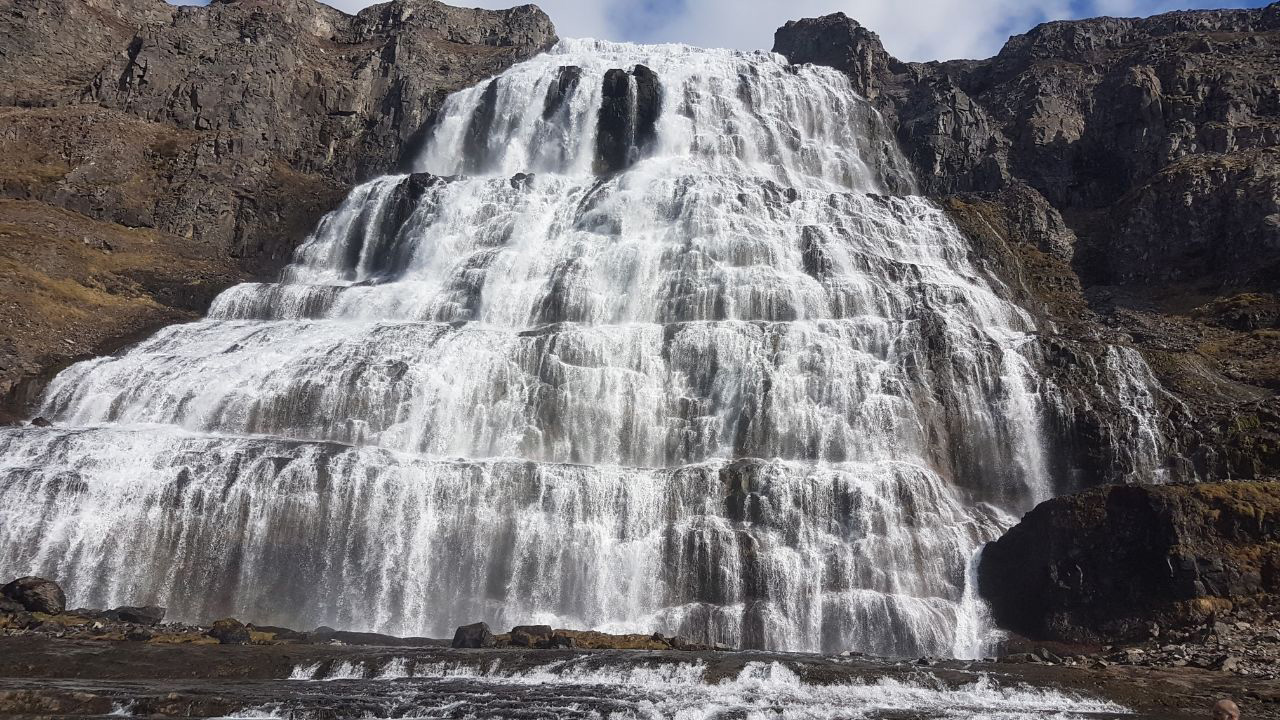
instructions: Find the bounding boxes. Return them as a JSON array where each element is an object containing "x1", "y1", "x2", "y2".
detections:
[
  {"x1": 110, "y1": 606, "x2": 165, "y2": 626},
  {"x1": 594, "y1": 65, "x2": 662, "y2": 174},
  {"x1": 543, "y1": 65, "x2": 583, "y2": 119},
  {"x1": 462, "y1": 80, "x2": 502, "y2": 174},
  {"x1": 1, "y1": 577, "x2": 66, "y2": 615},
  {"x1": 509, "y1": 625, "x2": 554, "y2": 648},
  {"x1": 979, "y1": 482, "x2": 1280, "y2": 643},
  {"x1": 206, "y1": 618, "x2": 250, "y2": 645},
  {"x1": 452, "y1": 622, "x2": 497, "y2": 649}
]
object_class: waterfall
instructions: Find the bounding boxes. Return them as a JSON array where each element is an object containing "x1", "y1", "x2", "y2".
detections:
[{"x1": 0, "y1": 40, "x2": 1154, "y2": 656}]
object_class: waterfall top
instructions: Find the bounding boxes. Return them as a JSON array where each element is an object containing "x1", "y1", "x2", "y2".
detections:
[{"x1": 415, "y1": 38, "x2": 916, "y2": 194}]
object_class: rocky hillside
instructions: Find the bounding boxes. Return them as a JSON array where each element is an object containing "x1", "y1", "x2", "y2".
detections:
[
  {"x1": 0, "y1": 0, "x2": 556, "y2": 418},
  {"x1": 776, "y1": 5, "x2": 1280, "y2": 483}
]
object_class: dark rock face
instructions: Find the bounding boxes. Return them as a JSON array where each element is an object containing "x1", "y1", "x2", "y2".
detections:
[
  {"x1": 979, "y1": 482, "x2": 1280, "y2": 643},
  {"x1": 451, "y1": 622, "x2": 497, "y2": 648},
  {"x1": 543, "y1": 65, "x2": 584, "y2": 119},
  {"x1": 594, "y1": 65, "x2": 662, "y2": 174},
  {"x1": 0, "y1": 0, "x2": 556, "y2": 416},
  {"x1": 775, "y1": 5, "x2": 1280, "y2": 483},
  {"x1": 1, "y1": 577, "x2": 66, "y2": 615},
  {"x1": 207, "y1": 618, "x2": 251, "y2": 645}
]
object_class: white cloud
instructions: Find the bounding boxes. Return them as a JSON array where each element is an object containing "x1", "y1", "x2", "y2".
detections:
[
  {"x1": 314, "y1": 0, "x2": 1266, "y2": 62},
  {"x1": 633, "y1": 0, "x2": 1078, "y2": 61}
]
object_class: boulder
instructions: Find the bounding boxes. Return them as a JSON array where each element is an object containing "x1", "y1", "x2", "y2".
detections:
[
  {"x1": 509, "y1": 624, "x2": 554, "y2": 648},
  {"x1": 111, "y1": 605, "x2": 165, "y2": 626},
  {"x1": 979, "y1": 482, "x2": 1280, "y2": 643},
  {"x1": 451, "y1": 622, "x2": 496, "y2": 648},
  {"x1": 206, "y1": 618, "x2": 251, "y2": 645},
  {"x1": 1, "y1": 576, "x2": 66, "y2": 615}
]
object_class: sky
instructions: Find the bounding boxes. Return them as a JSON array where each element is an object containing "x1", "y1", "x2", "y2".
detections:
[{"x1": 171, "y1": 0, "x2": 1273, "y2": 61}]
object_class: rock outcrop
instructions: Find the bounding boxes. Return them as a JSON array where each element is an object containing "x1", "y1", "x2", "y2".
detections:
[
  {"x1": 979, "y1": 482, "x2": 1280, "y2": 643},
  {"x1": 0, "y1": 0, "x2": 556, "y2": 415},
  {"x1": 775, "y1": 5, "x2": 1280, "y2": 483},
  {"x1": 594, "y1": 64, "x2": 662, "y2": 174}
]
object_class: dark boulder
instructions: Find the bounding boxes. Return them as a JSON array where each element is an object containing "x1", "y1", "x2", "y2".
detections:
[
  {"x1": 979, "y1": 482, "x2": 1280, "y2": 643},
  {"x1": 451, "y1": 621, "x2": 497, "y2": 648},
  {"x1": 509, "y1": 624, "x2": 554, "y2": 648},
  {"x1": 206, "y1": 618, "x2": 251, "y2": 645},
  {"x1": 29, "y1": 417, "x2": 52, "y2": 428},
  {"x1": 1, "y1": 576, "x2": 66, "y2": 615},
  {"x1": 110, "y1": 605, "x2": 166, "y2": 626}
]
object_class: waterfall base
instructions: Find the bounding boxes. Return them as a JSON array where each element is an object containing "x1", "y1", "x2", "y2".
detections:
[{"x1": 1, "y1": 636, "x2": 1237, "y2": 719}]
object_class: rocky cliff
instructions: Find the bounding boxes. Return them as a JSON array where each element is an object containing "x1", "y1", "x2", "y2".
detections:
[
  {"x1": 775, "y1": 5, "x2": 1280, "y2": 483},
  {"x1": 0, "y1": 0, "x2": 556, "y2": 417}
]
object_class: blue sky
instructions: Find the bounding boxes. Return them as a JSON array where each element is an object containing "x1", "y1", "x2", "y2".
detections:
[{"x1": 170, "y1": 0, "x2": 1273, "y2": 60}]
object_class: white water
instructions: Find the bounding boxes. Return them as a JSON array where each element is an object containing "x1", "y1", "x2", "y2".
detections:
[
  {"x1": 0, "y1": 39, "x2": 1162, "y2": 656},
  {"x1": 259, "y1": 658, "x2": 1129, "y2": 719}
]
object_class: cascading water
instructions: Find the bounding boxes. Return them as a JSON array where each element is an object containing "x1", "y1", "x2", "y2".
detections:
[{"x1": 0, "y1": 40, "x2": 1160, "y2": 656}]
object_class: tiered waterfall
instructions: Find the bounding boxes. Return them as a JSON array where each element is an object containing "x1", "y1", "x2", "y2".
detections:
[{"x1": 0, "y1": 40, "x2": 1164, "y2": 657}]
